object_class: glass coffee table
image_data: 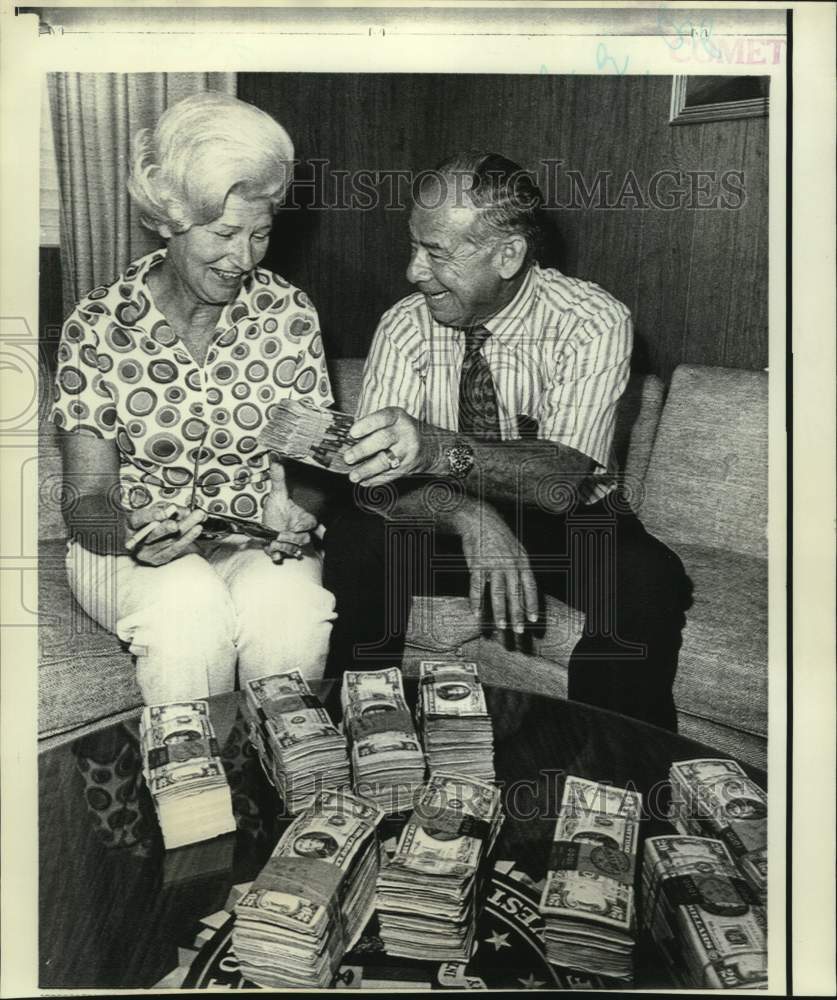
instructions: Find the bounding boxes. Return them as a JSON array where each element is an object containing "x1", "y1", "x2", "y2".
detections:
[{"x1": 38, "y1": 681, "x2": 766, "y2": 990}]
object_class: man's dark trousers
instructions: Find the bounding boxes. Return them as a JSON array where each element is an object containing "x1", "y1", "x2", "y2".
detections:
[{"x1": 322, "y1": 485, "x2": 692, "y2": 732}]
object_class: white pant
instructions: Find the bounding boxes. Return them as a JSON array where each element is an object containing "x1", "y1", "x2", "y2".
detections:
[{"x1": 66, "y1": 539, "x2": 337, "y2": 704}]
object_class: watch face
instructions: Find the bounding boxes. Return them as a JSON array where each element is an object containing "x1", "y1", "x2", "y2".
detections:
[{"x1": 447, "y1": 443, "x2": 475, "y2": 478}]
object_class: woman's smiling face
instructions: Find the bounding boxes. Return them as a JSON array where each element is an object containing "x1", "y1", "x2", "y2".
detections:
[{"x1": 162, "y1": 193, "x2": 274, "y2": 306}]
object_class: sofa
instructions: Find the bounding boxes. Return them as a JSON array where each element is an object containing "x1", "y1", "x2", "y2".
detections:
[{"x1": 38, "y1": 362, "x2": 768, "y2": 768}]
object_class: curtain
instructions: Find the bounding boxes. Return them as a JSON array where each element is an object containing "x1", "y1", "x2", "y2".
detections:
[{"x1": 48, "y1": 72, "x2": 236, "y2": 317}]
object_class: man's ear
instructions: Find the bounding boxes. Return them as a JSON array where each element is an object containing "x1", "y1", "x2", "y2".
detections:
[{"x1": 495, "y1": 234, "x2": 529, "y2": 279}]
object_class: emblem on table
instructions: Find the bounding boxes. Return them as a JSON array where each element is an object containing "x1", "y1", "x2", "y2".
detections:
[
  {"x1": 157, "y1": 864, "x2": 611, "y2": 990},
  {"x1": 259, "y1": 399, "x2": 356, "y2": 473}
]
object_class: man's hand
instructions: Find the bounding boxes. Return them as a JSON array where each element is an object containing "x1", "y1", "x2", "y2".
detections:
[
  {"x1": 456, "y1": 502, "x2": 539, "y2": 635},
  {"x1": 344, "y1": 407, "x2": 440, "y2": 485},
  {"x1": 262, "y1": 459, "x2": 318, "y2": 563},
  {"x1": 125, "y1": 502, "x2": 205, "y2": 566}
]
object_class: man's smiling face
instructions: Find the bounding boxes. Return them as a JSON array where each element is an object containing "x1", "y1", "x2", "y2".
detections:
[{"x1": 406, "y1": 179, "x2": 506, "y2": 328}]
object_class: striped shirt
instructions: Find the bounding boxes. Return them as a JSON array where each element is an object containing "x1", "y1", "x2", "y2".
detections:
[{"x1": 357, "y1": 265, "x2": 632, "y2": 504}]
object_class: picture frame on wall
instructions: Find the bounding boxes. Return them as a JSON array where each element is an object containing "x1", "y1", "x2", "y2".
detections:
[{"x1": 669, "y1": 75, "x2": 769, "y2": 124}]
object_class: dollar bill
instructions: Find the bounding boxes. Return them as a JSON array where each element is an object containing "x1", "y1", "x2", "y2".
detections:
[
  {"x1": 139, "y1": 701, "x2": 235, "y2": 849},
  {"x1": 561, "y1": 775, "x2": 643, "y2": 820},
  {"x1": 341, "y1": 668, "x2": 425, "y2": 812},
  {"x1": 539, "y1": 777, "x2": 642, "y2": 979},
  {"x1": 233, "y1": 790, "x2": 383, "y2": 988},
  {"x1": 376, "y1": 773, "x2": 504, "y2": 961},
  {"x1": 243, "y1": 672, "x2": 350, "y2": 813},
  {"x1": 669, "y1": 759, "x2": 767, "y2": 901},
  {"x1": 417, "y1": 661, "x2": 495, "y2": 782},
  {"x1": 419, "y1": 660, "x2": 488, "y2": 718},
  {"x1": 643, "y1": 835, "x2": 767, "y2": 989}
]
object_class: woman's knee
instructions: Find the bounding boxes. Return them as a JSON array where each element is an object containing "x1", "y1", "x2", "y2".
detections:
[
  {"x1": 242, "y1": 571, "x2": 337, "y2": 632},
  {"x1": 235, "y1": 576, "x2": 335, "y2": 685},
  {"x1": 118, "y1": 554, "x2": 235, "y2": 649}
]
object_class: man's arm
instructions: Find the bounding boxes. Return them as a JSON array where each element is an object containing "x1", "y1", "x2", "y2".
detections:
[
  {"x1": 364, "y1": 482, "x2": 539, "y2": 634},
  {"x1": 345, "y1": 304, "x2": 632, "y2": 510},
  {"x1": 345, "y1": 419, "x2": 594, "y2": 511}
]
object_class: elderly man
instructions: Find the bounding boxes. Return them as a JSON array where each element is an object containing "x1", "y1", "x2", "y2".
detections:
[{"x1": 323, "y1": 151, "x2": 691, "y2": 731}]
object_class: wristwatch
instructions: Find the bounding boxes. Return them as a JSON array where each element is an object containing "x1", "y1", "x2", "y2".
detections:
[{"x1": 444, "y1": 441, "x2": 475, "y2": 479}]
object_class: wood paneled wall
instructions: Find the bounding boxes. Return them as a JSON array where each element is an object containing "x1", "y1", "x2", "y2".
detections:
[{"x1": 239, "y1": 73, "x2": 768, "y2": 384}]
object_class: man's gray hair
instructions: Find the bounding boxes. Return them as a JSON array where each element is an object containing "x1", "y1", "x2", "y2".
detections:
[{"x1": 425, "y1": 151, "x2": 545, "y2": 261}]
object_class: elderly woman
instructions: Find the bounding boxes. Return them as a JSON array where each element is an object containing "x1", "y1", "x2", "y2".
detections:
[{"x1": 51, "y1": 92, "x2": 336, "y2": 703}]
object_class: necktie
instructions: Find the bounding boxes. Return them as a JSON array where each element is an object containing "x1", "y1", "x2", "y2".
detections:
[{"x1": 458, "y1": 325, "x2": 501, "y2": 440}]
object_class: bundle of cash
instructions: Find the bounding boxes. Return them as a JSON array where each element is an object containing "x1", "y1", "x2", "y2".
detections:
[
  {"x1": 642, "y1": 835, "x2": 767, "y2": 988},
  {"x1": 539, "y1": 776, "x2": 642, "y2": 981},
  {"x1": 139, "y1": 701, "x2": 236, "y2": 850},
  {"x1": 242, "y1": 672, "x2": 351, "y2": 814},
  {"x1": 668, "y1": 758, "x2": 767, "y2": 903},
  {"x1": 258, "y1": 399, "x2": 355, "y2": 474},
  {"x1": 376, "y1": 772, "x2": 504, "y2": 961},
  {"x1": 233, "y1": 789, "x2": 383, "y2": 989},
  {"x1": 341, "y1": 668, "x2": 426, "y2": 813},
  {"x1": 418, "y1": 660, "x2": 495, "y2": 782}
]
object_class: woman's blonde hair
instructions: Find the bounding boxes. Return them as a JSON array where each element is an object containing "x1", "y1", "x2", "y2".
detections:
[{"x1": 128, "y1": 92, "x2": 295, "y2": 234}]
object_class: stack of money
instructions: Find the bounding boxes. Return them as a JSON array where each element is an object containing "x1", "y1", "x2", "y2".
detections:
[
  {"x1": 258, "y1": 399, "x2": 355, "y2": 474},
  {"x1": 642, "y1": 835, "x2": 767, "y2": 988},
  {"x1": 233, "y1": 789, "x2": 383, "y2": 989},
  {"x1": 376, "y1": 772, "x2": 504, "y2": 961},
  {"x1": 418, "y1": 661, "x2": 494, "y2": 782},
  {"x1": 139, "y1": 701, "x2": 236, "y2": 850},
  {"x1": 341, "y1": 668, "x2": 426, "y2": 813},
  {"x1": 539, "y1": 776, "x2": 642, "y2": 981},
  {"x1": 668, "y1": 758, "x2": 767, "y2": 903},
  {"x1": 242, "y1": 671, "x2": 351, "y2": 814}
]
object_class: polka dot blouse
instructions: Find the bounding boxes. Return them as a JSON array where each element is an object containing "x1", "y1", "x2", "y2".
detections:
[{"x1": 50, "y1": 250, "x2": 334, "y2": 519}]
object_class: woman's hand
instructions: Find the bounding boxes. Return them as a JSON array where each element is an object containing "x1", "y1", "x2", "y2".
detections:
[
  {"x1": 125, "y1": 502, "x2": 206, "y2": 566},
  {"x1": 262, "y1": 459, "x2": 318, "y2": 563}
]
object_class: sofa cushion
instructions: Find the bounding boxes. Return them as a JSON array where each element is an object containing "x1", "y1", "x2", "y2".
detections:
[
  {"x1": 671, "y1": 542, "x2": 767, "y2": 741},
  {"x1": 403, "y1": 591, "x2": 586, "y2": 663},
  {"x1": 640, "y1": 365, "x2": 768, "y2": 558},
  {"x1": 404, "y1": 595, "x2": 482, "y2": 651},
  {"x1": 38, "y1": 538, "x2": 142, "y2": 740},
  {"x1": 613, "y1": 372, "x2": 664, "y2": 494}
]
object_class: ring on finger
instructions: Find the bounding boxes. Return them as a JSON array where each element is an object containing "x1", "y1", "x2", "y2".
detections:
[{"x1": 384, "y1": 447, "x2": 400, "y2": 470}]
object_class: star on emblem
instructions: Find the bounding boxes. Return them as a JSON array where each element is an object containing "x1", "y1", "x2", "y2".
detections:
[
  {"x1": 518, "y1": 972, "x2": 547, "y2": 989},
  {"x1": 484, "y1": 929, "x2": 511, "y2": 951}
]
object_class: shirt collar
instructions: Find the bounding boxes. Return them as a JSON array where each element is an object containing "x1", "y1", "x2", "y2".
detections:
[{"x1": 480, "y1": 265, "x2": 538, "y2": 348}]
